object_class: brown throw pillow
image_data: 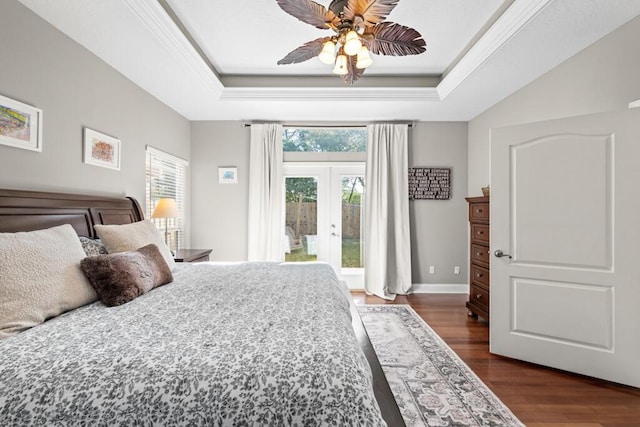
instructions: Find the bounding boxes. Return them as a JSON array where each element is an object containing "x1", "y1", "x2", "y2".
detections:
[{"x1": 80, "y1": 243, "x2": 173, "y2": 306}]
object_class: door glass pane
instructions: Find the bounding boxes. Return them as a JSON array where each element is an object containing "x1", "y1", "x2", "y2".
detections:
[
  {"x1": 341, "y1": 176, "x2": 364, "y2": 268},
  {"x1": 285, "y1": 177, "x2": 318, "y2": 262}
]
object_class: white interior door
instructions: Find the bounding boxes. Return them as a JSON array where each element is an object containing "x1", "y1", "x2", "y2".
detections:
[
  {"x1": 283, "y1": 163, "x2": 365, "y2": 289},
  {"x1": 490, "y1": 109, "x2": 640, "y2": 387}
]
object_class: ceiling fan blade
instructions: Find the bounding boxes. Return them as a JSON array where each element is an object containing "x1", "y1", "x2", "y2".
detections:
[
  {"x1": 364, "y1": 22, "x2": 426, "y2": 56},
  {"x1": 276, "y1": 0, "x2": 337, "y2": 29},
  {"x1": 344, "y1": 0, "x2": 399, "y2": 27},
  {"x1": 277, "y1": 37, "x2": 332, "y2": 65},
  {"x1": 328, "y1": 0, "x2": 349, "y2": 15},
  {"x1": 341, "y1": 55, "x2": 365, "y2": 84}
]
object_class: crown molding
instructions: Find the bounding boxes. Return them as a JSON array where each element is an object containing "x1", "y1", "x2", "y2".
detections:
[
  {"x1": 437, "y1": 0, "x2": 554, "y2": 100},
  {"x1": 220, "y1": 87, "x2": 440, "y2": 101},
  {"x1": 123, "y1": 0, "x2": 223, "y2": 96}
]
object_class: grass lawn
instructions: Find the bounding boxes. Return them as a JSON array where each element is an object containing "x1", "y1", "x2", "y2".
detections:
[{"x1": 285, "y1": 237, "x2": 363, "y2": 267}]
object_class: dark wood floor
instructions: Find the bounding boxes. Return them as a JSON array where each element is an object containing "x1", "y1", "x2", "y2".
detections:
[{"x1": 351, "y1": 292, "x2": 640, "y2": 427}]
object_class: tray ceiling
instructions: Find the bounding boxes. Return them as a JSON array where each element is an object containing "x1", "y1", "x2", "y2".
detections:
[{"x1": 18, "y1": 0, "x2": 640, "y2": 121}]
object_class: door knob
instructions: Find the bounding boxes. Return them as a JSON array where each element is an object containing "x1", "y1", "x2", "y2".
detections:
[{"x1": 494, "y1": 249, "x2": 512, "y2": 259}]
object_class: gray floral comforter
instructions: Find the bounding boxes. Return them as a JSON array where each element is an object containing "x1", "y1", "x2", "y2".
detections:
[{"x1": 0, "y1": 262, "x2": 385, "y2": 426}]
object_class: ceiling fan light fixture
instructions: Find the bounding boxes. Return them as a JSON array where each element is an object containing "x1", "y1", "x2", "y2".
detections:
[
  {"x1": 333, "y1": 53, "x2": 348, "y2": 75},
  {"x1": 275, "y1": 0, "x2": 426, "y2": 83},
  {"x1": 356, "y1": 46, "x2": 372, "y2": 69},
  {"x1": 318, "y1": 40, "x2": 336, "y2": 64},
  {"x1": 343, "y1": 30, "x2": 362, "y2": 56}
]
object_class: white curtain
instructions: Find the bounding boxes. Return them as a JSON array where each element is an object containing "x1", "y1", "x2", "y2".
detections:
[
  {"x1": 247, "y1": 123, "x2": 284, "y2": 261},
  {"x1": 364, "y1": 123, "x2": 412, "y2": 300}
]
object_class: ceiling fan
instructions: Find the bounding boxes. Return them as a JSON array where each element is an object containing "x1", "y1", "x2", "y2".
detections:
[{"x1": 276, "y1": 0, "x2": 426, "y2": 83}]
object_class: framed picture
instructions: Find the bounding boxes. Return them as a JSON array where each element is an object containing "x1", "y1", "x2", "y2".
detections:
[
  {"x1": 83, "y1": 127, "x2": 121, "y2": 170},
  {"x1": 218, "y1": 167, "x2": 238, "y2": 184},
  {"x1": 0, "y1": 94, "x2": 43, "y2": 152}
]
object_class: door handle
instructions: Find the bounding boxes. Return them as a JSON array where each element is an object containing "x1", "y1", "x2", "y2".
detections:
[
  {"x1": 331, "y1": 232, "x2": 340, "y2": 237},
  {"x1": 494, "y1": 249, "x2": 512, "y2": 259}
]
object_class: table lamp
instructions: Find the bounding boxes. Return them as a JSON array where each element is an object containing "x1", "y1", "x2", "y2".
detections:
[{"x1": 151, "y1": 198, "x2": 180, "y2": 250}]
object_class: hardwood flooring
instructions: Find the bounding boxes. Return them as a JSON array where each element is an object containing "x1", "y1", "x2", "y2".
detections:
[{"x1": 351, "y1": 292, "x2": 640, "y2": 427}]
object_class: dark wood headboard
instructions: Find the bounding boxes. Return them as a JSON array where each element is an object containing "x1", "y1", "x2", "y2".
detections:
[{"x1": 0, "y1": 189, "x2": 144, "y2": 238}]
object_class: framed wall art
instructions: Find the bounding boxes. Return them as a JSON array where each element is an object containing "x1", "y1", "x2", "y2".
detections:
[
  {"x1": 408, "y1": 167, "x2": 451, "y2": 200},
  {"x1": 218, "y1": 167, "x2": 238, "y2": 184},
  {"x1": 83, "y1": 127, "x2": 121, "y2": 170},
  {"x1": 0, "y1": 94, "x2": 43, "y2": 152}
]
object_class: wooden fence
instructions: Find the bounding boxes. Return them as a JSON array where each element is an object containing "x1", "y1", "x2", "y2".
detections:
[{"x1": 286, "y1": 202, "x2": 361, "y2": 238}]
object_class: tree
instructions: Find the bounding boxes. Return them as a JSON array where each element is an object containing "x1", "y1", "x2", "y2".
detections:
[
  {"x1": 285, "y1": 177, "x2": 317, "y2": 203},
  {"x1": 342, "y1": 176, "x2": 365, "y2": 204},
  {"x1": 283, "y1": 128, "x2": 366, "y2": 152}
]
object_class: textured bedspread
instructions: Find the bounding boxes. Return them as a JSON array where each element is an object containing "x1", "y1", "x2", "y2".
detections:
[{"x1": 0, "y1": 262, "x2": 385, "y2": 426}]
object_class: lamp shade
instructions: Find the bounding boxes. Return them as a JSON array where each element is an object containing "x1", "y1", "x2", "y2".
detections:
[
  {"x1": 333, "y1": 54, "x2": 348, "y2": 75},
  {"x1": 356, "y1": 46, "x2": 373, "y2": 69},
  {"x1": 318, "y1": 40, "x2": 336, "y2": 64},
  {"x1": 151, "y1": 198, "x2": 180, "y2": 218},
  {"x1": 343, "y1": 30, "x2": 362, "y2": 56}
]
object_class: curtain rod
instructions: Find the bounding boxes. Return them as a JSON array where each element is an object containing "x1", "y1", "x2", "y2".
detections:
[{"x1": 242, "y1": 123, "x2": 413, "y2": 128}]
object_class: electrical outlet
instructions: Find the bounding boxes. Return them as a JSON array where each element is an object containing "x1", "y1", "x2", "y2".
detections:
[
  {"x1": 454, "y1": 266, "x2": 460, "y2": 275},
  {"x1": 429, "y1": 265, "x2": 435, "y2": 274}
]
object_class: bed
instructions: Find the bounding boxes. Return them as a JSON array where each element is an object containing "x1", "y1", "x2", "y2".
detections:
[{"x1": 0, "y1": 189, "x2": 403, "y2": 426}]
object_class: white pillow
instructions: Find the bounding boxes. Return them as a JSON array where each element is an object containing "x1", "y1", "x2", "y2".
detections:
[
  {"x1": 94, "y1": 220, "x2": 176, "y2": 271},
  {"x1": 0, "y1": 224, "x2": 98, "y2": 340}
]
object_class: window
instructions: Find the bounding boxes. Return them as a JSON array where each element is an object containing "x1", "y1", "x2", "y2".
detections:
[
  {"x1": 145, "y1": 146, "x2": 188, "y2": 252},
  {"x1": 282, "y1": 128, "x2": 366, "y2": 152}
]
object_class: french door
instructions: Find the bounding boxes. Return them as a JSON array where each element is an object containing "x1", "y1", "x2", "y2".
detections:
[{"x1": 283, "y1": 163, "x2": 365, "y2": 289}]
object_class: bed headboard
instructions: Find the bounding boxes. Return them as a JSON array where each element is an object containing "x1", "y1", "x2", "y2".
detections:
[{"x1": 0, "y1": 189, "x2": 144, "y2": 238}]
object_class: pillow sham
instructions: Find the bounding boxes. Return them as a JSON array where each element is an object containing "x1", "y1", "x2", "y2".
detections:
[
  {"x1": 79, "y1": 236, "x2": 108, "y2": 257},
  {"x1": 80, "y1": 243, "x2": 173, "y2": 307},
  {"x1": 0, "y1": 224, "x2": 97, "y2": 340},
  {"x1": 94, "y1": 220, "x2": 176, "y2": 271}
]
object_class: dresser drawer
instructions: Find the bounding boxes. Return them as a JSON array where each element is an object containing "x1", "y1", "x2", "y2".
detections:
[
  {"x1": 471, "y1": 243, "x2": 490, "y2": 267},
  {"x1": 469, "y1": 284, "x2": 489, "y2": 313},
  {"x1": 469, "y1": 202, "x2": 489, "y2": 222},
  {"x1": 470, "y1": 264, "x2": 489, "y2": 289},
  {"x1": 471, "y1": 223, "x2": 490, "y2": 244}
]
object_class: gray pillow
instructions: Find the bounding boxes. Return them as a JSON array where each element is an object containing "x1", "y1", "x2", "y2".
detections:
[
  {"x1": 80, "y1": 243, "x2": 173, "y2": 307},
  {"x1": 79, "y1": 236, "x2": 108, "y2": 257}
]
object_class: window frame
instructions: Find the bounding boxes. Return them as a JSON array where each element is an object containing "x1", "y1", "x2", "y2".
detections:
[{"x1": 145, "y1": 146, "x2": 188, "y2": 252}]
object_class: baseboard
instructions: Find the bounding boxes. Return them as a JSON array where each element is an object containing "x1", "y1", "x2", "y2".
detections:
[
  {"x1": 349, "y1": 284, "x2": 469, "y2": 294},
  {"x1": 411, "y1": 283, "x2": 469, "y2": 294}
]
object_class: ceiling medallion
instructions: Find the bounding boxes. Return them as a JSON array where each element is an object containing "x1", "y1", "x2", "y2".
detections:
[{"x1": 276, "y1": 0, "x2": 426, "y2": 84}]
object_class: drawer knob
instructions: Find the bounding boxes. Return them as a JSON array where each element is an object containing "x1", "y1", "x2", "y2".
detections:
[
  {"x1": 476, "y1": 294, "x2": 483, "y2": 299},
  {"x1": 476, "y1": 273, "x2": 483, "y2": 278}
]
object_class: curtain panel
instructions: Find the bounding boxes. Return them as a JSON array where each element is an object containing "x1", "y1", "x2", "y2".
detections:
[
  {"x1": 247, "y1": 124, "x2": 284, "y2": 261},
  {"x1": 364, "y1": 123, "x2": 413, "y2": 300}
]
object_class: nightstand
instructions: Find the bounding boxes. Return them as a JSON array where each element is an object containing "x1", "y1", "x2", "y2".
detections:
[{"x1": 174, "y1": 249, "x2": 212, "y2": 263}]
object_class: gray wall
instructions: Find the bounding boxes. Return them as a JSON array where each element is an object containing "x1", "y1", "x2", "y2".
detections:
[
  {"x1": 190, "y1": 121, "x2": 469, "y2": 285},
  {"x1": 468, "y1": 15, "x2": 640, "y2": 197},
  {"x1": 190, "y1": 121, "x2": 250, "y2": 260},
  {"x1": 409, "y1": 122, "x2": 468, "y2": 285},
  {"x1": 0, "y1": 1, "x2": 190, "y2": 217}
]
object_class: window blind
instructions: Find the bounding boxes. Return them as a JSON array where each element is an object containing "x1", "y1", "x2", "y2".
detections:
[{"x1": 145, "y1": 146, "x2": 188, "y2": 252}]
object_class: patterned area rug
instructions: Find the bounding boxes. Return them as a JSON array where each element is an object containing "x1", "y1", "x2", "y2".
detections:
[{"x1": 357, "y1": 305, "x2": 524, "y2": 427}]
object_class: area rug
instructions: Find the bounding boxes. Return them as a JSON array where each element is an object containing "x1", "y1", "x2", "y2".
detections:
[{"x1": 357, "y1": 305, "x2": 524, "y2": 427}]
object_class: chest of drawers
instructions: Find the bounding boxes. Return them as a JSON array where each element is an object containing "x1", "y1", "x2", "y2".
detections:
[{"x1": 466, "y1": 196, "x2": 490, "y2": 321}]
